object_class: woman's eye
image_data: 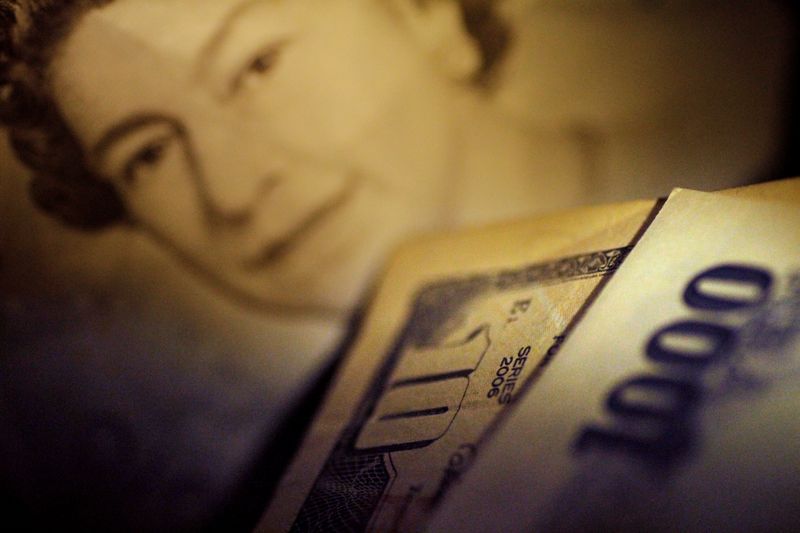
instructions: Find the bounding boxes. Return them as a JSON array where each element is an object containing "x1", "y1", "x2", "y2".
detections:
[
  {"x1": 123, "y1": 136, "x2": 171, "y2": 184},
  {"x1": 247, "y1": 48, "x2": 280, "y2": 75},
  {"x1": 230, "y1": 43, "x2": 285, "y2": 95}
]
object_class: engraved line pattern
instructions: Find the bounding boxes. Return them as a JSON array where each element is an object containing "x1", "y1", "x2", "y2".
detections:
[{"x1": 290, "y1": 246, "x2": 633, "y2": 532}]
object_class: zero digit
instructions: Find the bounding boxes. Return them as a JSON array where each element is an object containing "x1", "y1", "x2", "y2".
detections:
[
  {"x1": 683, "y1": 264, "x2": 773, "y2": 311},
  {"x1": 646, "y1": 320, "x2": 735, "y2": 367}
]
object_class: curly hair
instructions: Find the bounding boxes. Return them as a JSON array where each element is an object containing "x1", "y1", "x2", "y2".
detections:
[
  {"x1": 0, "y1": 0, "x2": 510, "y2": 230},
  {"x1": 0, "y1": 0, "x2": 124, "y2": 229}
]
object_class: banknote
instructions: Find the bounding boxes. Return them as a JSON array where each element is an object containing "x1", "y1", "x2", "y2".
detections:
[
  {"x1": 428, "y1": 183, "x2": 800, "y2": 532},
  {"x1": 257, "y1": 177, "x2": 799, "y2": 532},
  {"x1": 0, "y1": 1, "x2": 793, "y2": 529},
  {"x1": 257, "y1": 197, "x2": 662, "y2": 531},
  {"x1": 0, "y1": 1, "x2": 572, "y2": 528}
]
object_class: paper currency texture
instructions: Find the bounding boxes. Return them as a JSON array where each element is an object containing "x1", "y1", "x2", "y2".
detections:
[
  {"x1": 429, "y1": 183, "x2": 800, "y2": 532},
  {"x1": 0, "y1": 1, "x2": 562, "y2": 527},
  {"x1": 258, "y1": 198, "x2": 661, "y2": 531},
  {"x1": 260, "y1": 178, "x2": 800, "y2": 532},
  {"x1": 0, "y1": 0, "x2": 794, "y2": 529}
]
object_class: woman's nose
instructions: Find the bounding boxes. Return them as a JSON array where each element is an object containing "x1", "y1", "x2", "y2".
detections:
[
  {"x1": 189, "y1": 123, "x2": 282, "y2": 226},
  {"x1": 199, "y1": 169, "x2": 279, "y2": 226}
]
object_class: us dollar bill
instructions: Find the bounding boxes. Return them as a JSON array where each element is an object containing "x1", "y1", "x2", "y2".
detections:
[
  {"x1": 428, "y1": 181, "x2": 800, "y2": 532},
  {"x1": 257, "y1": 197, "x2": 662, "y2": 531}
]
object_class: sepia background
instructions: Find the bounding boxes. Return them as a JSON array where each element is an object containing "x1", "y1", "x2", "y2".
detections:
[{"x1": 1, "y1": 0, "x2": 798, "y2": 530}]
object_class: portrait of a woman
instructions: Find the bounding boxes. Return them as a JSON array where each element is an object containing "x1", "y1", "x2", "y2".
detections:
[
  {"x1": 2, "y1": 0, "x2": 575, "y2": 318},
  {"x1": 0, "y1": 0, "x2": 558, "y2": 529}
]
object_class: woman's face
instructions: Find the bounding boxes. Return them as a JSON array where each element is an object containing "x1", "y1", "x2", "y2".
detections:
[{"x1": 51, "y1": 0, "x2": 463, "y2": 314}]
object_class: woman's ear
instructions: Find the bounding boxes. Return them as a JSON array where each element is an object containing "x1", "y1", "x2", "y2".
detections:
[{"x1": 391, "y1": 0, "x2": 481, "y2": 82}]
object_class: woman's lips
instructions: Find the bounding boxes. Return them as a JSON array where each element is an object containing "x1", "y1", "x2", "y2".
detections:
[{"x1": 241, "y1": 178, "x2": 358, "y2": 270}]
